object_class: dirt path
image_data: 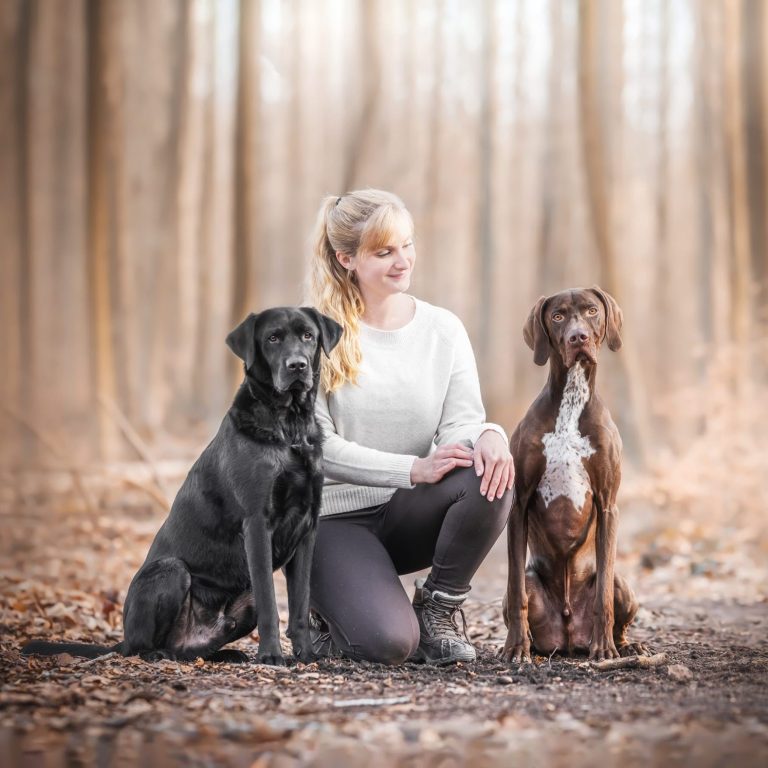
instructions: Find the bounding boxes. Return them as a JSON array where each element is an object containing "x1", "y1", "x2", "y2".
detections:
[{"x1": 1, "y1": 473, "x2": 766, "y2": 766}]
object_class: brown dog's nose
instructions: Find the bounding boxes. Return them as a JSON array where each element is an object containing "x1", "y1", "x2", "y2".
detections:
[
  {"x1": 286, "y1": 357, "x2": 307, "y2": 372},
  {"x1": 568, "y1": 331, "x2": 589, "y2": 345}
]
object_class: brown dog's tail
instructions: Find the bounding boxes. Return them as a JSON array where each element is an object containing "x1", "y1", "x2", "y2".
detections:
[{"x1": 21, "y1": 640, "x2": 123, "y2": 659}]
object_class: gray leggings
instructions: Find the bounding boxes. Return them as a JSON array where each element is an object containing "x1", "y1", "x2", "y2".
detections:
[{"x1": 309, "y1": 466, "x2": 511, "y2": 664}]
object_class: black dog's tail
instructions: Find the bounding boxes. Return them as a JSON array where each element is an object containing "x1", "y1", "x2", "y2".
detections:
[{"x1": 22, "y1": 640, "x2": 123, "y2": 659}]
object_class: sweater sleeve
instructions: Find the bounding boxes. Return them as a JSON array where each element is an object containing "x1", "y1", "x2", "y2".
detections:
[
  {"x1": 434, "y1": 317, "x2": 509, "y2": 448},
  {"x1": 315, "y1": 388, "x2": 417, "y2": 488}
]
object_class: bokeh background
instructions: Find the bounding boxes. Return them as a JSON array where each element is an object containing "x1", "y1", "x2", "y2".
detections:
[{"x1": 1, "y1": 0, "x2": 766, "y2": 531}]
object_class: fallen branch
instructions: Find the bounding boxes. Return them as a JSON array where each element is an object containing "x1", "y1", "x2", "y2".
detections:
[
  {"x1": 592, "y1": 652, "x2": 666, "y2": 671},
  {"x1": 332, "y1": 695, "x2": 410, "y2": 708}
]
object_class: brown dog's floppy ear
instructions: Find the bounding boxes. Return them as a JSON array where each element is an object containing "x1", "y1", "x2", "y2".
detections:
[
  {"x1": 300, "y1": 308, "x2": 343, "y2": 356},
  {"x1": 226, "y1": 313, "x2": 258, "y2": 368},
  {"x1": 589, "y1": 285, "x2": 623, "y2": 351},
  {"x1": 523, "y1": 296, "x2": 550, "y2": 366}
]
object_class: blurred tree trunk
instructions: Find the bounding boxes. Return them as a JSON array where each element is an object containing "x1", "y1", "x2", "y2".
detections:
[
  {"x1": 478, "y1": 0, "x2": 496, "y2": 363},
  {"x1": 86, "y1": 0, "x2": 121, "y2": 458},
  {"x1": 655, "y1": 0, "x2": 671, "y2": 389},
  {"x1": 342, "y1": 0, "x2": 380, "y2": 191},
  {"x1": 0, "y1": 0, "x2": 31, "y2": 464},
  {"x1": 232, "y1": 0, "x2": 260, "y2": 374},
  {"x1": 424, "y1": 0, "x2": 444, "y2": 295},
  {"x1": 742, "y1": 0, "x2": 767, "y2": 313},
  {"x1": 723, "y1": 0, "x2": 752, "y2": 361},
  {"x1": 578, "y1": 0, "x2": 650, "y2": 463}
]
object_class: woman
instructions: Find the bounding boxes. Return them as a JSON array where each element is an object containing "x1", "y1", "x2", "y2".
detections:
[{"x1": 307, "y1": 189, "x2": 513, "y2": 665}]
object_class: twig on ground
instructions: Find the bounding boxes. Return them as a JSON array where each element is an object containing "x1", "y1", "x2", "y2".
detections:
[
  {"x1": 591, "y1": 653, "x2": 667, "y2": 671},
  {"x1": 332, "y1": 696, "x2": 410, "y2": 708},
  {"x1": 547, "y1": 647, "x2": 558, "y2": 667},
  {"x1": 31, "y1": 590, "x2": 48, "y2": 620}
]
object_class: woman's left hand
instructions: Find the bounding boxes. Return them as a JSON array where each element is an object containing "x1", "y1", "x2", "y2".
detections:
[{"x1": 473, "y1": 430, "x2": 514, "y2": 502}]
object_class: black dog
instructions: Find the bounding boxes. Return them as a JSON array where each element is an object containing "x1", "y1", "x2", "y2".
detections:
[{"x1": 23, "y1": 307, "x2": 342, "y2": 665}]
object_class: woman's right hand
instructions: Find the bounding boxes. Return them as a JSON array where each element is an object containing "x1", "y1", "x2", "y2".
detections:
[{"x1": 410, "y1": 443, "x2": 474, "y2": 485}]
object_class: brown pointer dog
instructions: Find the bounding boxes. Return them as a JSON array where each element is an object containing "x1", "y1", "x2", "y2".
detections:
[{"x1": 501, "y1": 287, "x2": 648, "y2": 662}]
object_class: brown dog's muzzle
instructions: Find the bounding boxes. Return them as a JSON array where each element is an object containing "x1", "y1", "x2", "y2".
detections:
[{"x1": 562, "y1": 321, "x2": 598, "y2": 367}]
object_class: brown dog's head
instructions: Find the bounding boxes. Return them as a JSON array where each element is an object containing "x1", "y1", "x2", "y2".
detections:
[{"x1": 523, "y1": 286, "x2": 623, "y2": 368}]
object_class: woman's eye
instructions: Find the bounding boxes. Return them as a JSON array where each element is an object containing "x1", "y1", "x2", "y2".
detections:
[
  {"x1": 376, "y1": 250, "x2": 391, "y2": 257},
  {"x1": 404, "y1": 241, "x2": 414, "y2": 248},
  {"x1": 552, "y1": 313, "x2": 564, "y2": 322}
]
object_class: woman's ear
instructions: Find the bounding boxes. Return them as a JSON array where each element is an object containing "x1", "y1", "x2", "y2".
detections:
[{"x1": 335, "y1": 251, "x2": 354, "y2": 270}]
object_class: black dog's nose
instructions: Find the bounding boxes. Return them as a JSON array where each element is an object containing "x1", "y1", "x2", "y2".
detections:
[
  {"x1": 286, "y1": 357, "x2": 307, "y2": 372},
  {"x1": 568, "y1": 331, "x2": 589, "y2": 345}
]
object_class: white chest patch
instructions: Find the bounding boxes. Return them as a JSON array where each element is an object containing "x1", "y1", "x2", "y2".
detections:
[{"x1": 538, "y1": 364, "x2": 595, "y2": 509}]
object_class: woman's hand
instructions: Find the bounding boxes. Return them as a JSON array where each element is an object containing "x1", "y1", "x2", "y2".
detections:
[
  {"x1": 473, "y1": 430, "x2": 514, "y2": 502},
  {"x1": 410, "y1": 443, "x2": 474, "y2": 485}
]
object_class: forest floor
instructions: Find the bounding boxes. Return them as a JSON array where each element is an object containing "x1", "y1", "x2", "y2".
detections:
[{"x1": 1, "y1": 462, "x2": 767, "y2": 767}]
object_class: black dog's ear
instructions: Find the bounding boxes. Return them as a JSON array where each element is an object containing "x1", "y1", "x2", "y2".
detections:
[
  {"x1": 226, "y1": 313, "x2": 258, "y2": 368},
  {"x1": 589, "y1": 285, "x2": 623, "y2": 351},
  {"x1": 523, "y1": 296, "x2": 550, "y2": 366},
  {"x1": 301, "y1": 308, "x2": 343, "y2": 356}
]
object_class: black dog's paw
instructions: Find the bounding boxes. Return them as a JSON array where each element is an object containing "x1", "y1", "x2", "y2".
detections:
[
  {"x1": 207, "y1": 649, "x2": 250, "y2": 664},
  {"x1": 256, "y1": 653, "x2": 286, "y2": 666},
  {"x1": 140, "y1": 650, "x2": 174, "y2": 662},
  {"x1": 292, "y1": 648, "x2": 317, "y2": 665}
]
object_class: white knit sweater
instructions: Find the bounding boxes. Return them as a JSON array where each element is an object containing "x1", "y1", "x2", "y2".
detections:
[{"x1": 316, "y1": 298, "x2": 508, "y2": 517}]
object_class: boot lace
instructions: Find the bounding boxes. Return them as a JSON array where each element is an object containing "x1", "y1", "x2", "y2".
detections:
[{"x1": 425, "y1": 599, "x2": 470, "y2": 642}]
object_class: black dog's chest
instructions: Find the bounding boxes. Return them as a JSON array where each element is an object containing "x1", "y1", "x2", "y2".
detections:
[{"x1": 265, "y1": 445, "x2": 321, "y2": 568}]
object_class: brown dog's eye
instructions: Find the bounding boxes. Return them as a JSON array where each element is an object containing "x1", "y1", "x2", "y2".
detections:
[
  {"x1": 552, "y1": 313, "x2": 564, "y2": 322},
  {"x1": 587, "y1": 307, "x2": 598, "y2": 316},
  {"x1": 303, "y1": 332, "x2": 313, "y2": 341}
]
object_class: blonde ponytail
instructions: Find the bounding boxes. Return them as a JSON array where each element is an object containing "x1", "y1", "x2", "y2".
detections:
[{"x1": 307, "y1": 189, "x2": 414, "y2": 393}]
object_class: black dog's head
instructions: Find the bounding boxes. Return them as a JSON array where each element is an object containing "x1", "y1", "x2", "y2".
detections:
[
  {"x1": 523, "y1": 286, "x2": 623, "y2": 369},
  {"x1": 226, "y1": 307, "x2": 343, "y2": 395}
]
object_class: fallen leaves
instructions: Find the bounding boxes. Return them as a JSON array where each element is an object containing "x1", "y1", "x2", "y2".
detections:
[{"x1": 1, "y1": 463, "x2": 767, "y2": 765}]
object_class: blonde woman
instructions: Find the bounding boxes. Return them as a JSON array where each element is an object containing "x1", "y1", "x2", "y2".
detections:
[{"x1": 307, "y1": 189, "x2": 513, "y2": 665}]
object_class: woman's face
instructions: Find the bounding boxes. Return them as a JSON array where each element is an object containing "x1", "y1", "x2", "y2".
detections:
[{"x1": 338, "y1": 221, "x2": 416, "y2": 302}]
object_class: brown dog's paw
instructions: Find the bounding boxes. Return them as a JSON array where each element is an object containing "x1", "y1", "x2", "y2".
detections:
[
  {"x1": 618, "y1": 641, "x2": 651, "y2": 658},
  {"x1": 499, "y1": 638, "x2": 532, "y2": 664},
  {"x1": 589, "y1": 637, "x2": 620, "y2": 661}
]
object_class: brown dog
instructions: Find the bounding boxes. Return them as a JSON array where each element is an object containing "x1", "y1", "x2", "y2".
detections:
[{"x1": 501, "y1": 287, "x2": 647, "y2": 662}]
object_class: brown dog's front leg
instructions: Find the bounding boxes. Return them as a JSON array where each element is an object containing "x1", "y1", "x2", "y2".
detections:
[
  {"x1": 501, "y1": 492, "x2": 531, "y2": 663},
  {"x1": 590, "y1": 495, "x2": 619, "y2": 661}
]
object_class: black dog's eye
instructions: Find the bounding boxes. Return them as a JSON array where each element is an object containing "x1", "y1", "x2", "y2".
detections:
[
  {"x1": 586, "y1": 307, "x2": 599, "y2": 316},
  {"x1": 268, "y1": 334, "x2": 280, "y2": 343},
  {"x1": 552, "y1": 313, "x2": 564, "y2": 322},
  {"x1": 303, "y1": 331, "x2": 314, "y2": 341}
]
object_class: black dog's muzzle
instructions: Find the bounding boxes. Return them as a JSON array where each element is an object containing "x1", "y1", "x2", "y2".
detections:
[{"x1": 275, "y1": 356, "x2": 313, "y2": 392}]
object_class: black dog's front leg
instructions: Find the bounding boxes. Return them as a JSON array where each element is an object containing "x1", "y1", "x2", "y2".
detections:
[
  {"x1": 243, "y1": 514, "x2": 284, "y2": 666},
  {"x1": 284, "y1": 528, "x2": 316, "y2": 663}
]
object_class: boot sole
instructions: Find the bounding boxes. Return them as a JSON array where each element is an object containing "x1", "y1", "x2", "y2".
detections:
[{"x1": 410, "y1": 648, "x2": 476, "y2": 666}]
